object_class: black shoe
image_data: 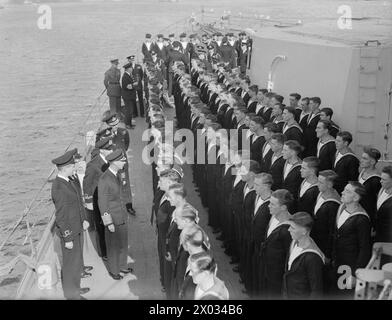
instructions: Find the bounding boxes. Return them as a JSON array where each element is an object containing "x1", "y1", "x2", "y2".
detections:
[
  {"x1": 126, "y1": 203, "x2": 136, "y2": 216},
  {"x1": 109, "y1": 272, "x2": 123, "y2": 280},
  {"x1": 84, "y1": 266, "x2": 93, "y2": 272},
  {"x1": 81, "y1": 271, "x2": 92, "y2": 278},
  {"x1": 232, "y1": 266, "x2": 240, "y2": 273},
  {"x1": 80, "y1": 287, "x2": 90, "y2": 295},
  {"x1": 120, "y1": 267, "x2": 133, "y2": 274}
]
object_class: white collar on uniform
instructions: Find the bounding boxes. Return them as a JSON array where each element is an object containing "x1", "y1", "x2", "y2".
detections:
[
  {"x1": 336, "y1": 204, "x2": 368, "y2": 228},
  {"x1": 100, "y1": 153, "x2": 108, "y2": 164},
  {"x1": 377, "y1": 189, "x2": 392, "y2": 210},
  {"x1": 233, "y1": 174, "x2": 242, "y2": 187},
  {"x1": 57, "y1": 174, "x2": 69, "y2": 182}
]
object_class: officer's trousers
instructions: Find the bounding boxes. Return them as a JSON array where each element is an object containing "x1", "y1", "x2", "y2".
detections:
[
  {"x1": 105, "y1": 222, "x2": 128, "y2": 275},
  {"x1": 109, "y1": 96, "x2": 121, "y2": 115},
  {"x1": 123, "y1": 98, "x2": 136, "y2": 126},
  {"x1": 60, "y1": 233, "x2": 83, "y2": 300}
]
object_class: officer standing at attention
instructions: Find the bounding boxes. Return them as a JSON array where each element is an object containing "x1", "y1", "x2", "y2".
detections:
[
  {"x1": 104, "y1": 58, "x2": 122, "y2": 116},
  {"x1": 126, "y1": 54, "x2": 145, "y2": 118},
  {"x1": 102, "y1": 113, "x2": 136, "y2": 215},
  {"x1": 121, "y1": 62, "x2": 137, "y2": 129},
  {"x1": 83, "y1": 137, "x2": 112, "y2": 260},
  {"x1": 51, "y1": 149, "x2": 90, "y2": 299},
  {"x1": 98, "y1": 149, "x2": 133, "y2": 280}
]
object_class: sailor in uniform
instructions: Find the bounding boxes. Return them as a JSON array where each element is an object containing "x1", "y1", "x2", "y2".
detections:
[
  {"x1": 267, "y1": 133, "x2": 285, "y2": 191},
  {"x1": 259, "y1": 123, "x2": 277, "y2": 171},
  {"x1": 376, "y1": 166, "x2": 392, "y2": 243},
  {"x1": 250, "y1": 173, "x2": 273, "y2": 296},
  {"x1": 98, "y1": 149, "x2": 132, "y2": 280},
  {"x1": 358, "y1": 147, "x2": 381, "y2": 229},
  {"x1": 51, "y1": 149, "x2": 90, "y2": 299},
  {"x1": 333, "y1": 131, "x2": 359, "y2": 194},
  {"x1": 320, "y1": 107, "x2": 340, "y2": 138},
  {"x1": 315, "y1": 120, "x2": 336, "y2": 171},
  {"x1": 298, "y1": 97, "x2": 311, "y2": 132},
  {"x1": 331, "y1": 182, "x2": 371, "y2": 296},
  {"x1": 83, "y1": 137, "x2": 112, "y2": 259},
  {"x1": 258, "y1": 189, "x2": 293, "y2": 299},
  {"x1": 311, "y1": 170, "x2": 341, "y2": 262},
  {"x1": 283, "y1": 212, "x2": 325, "y2": 299},
  {"x1": 248, "y1": 115, "x2": 266, "y2": 162},
  {"x1": 282, "y1": 106, "x2": 303, "y2": 145},
  {"x1": 297, "y1": 157, "x2": 320, "y2": 214},
  {"x1": 303, "y1": 97, "x2": 321, "y2": 157},
  {"x1": 104, "y1": 58, "x2": 121, "y2": 116},
  {"x1": 189, "y1": 253, "x2": 229, "y2": 300},
  {"x1": 142, "y1": 33, "x2": 154, "y2": 62},
  {"x1": 289, "y1": 93, "x2": 302, "y2": 122},
  {"x1": 281, "y1": 140, "x2": 303, "y2": 200}
]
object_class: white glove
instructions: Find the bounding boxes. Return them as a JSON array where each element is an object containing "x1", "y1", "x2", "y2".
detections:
[
  {"x1": 83, "y1": 220, "x2": 90, "y2": 230},
  {"x1": 85, "y1": 203, "x2": 93, "y2": 210},
  {"x1": 65, "y1": 241, "x2": 73, "y2": 250},
  {"x1": 108, "y1": 224, "x2": 115, "y2": 233}
]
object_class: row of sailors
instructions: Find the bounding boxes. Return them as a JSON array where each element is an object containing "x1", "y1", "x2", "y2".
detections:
[
  {"x1": 142, "y1": 31, "x2": 250, "y2": 73},
  {"x1": 145, "y1": 74, "x2": 231, "y2": 300},
  {"x1": 169, "y1": 60, "x2": 392, "y2": 298}
]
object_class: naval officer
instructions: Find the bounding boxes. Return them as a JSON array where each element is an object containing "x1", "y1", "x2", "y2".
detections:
[
  {"x1": 104, "y1": 58, "x2": 122, "y2": 116},
  {"x1": 51, "y1": 149, "x2": 90, "y2": 299},
  {"x1": 98, "y1": 149, "x2": 132, "y2": 280}
]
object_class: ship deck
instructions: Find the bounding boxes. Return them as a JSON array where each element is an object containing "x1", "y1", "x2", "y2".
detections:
[{"x1": 23, "y1": 106, "x2": 247, "y2": 300}]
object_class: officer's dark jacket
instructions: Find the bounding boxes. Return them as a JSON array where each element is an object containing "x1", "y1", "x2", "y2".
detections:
[
  {"x1": 98, "y1": 169, "x2": 128, "y2": 226},
  {"x1": 121, "y1": 71, "x2": 136, "y2": 100},
  {"x1": 83, "y1": 154, "x2": 108, "y2": 205},
  {"x1": 104, "y1": 66, "x2": 121, "y2": 97},
  {"x1": 51, "y1": 177, "x2": 86, "y2": 241},
  {"x1": 112, "y1": 128, "x2": 130, "y2": 152}
]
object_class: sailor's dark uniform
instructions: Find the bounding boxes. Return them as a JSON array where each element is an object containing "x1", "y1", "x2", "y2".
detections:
[
  {"x1": 331, "y1": 205, "x2": 371, "y2": 295},
  {"x1": 296, "y1": 180, "x2": 319, "y2": 214},
  {"x1": 317, "y1": 139, "x2": 336, "y2": 171},
  {"x1": 268, "y1": 154, "x2": 285, "y2": 191},
  {"x1": 97, "y1": 168, "x2": 129, "y2": 276},
  {"x1": 333, "y1": 151, "x2": 359, "y2": 194},
  {"x1": 303, "y1": 112, "x2": 320, "y2": 157},
  {"x1": 52, "y1": 175, "x2": 86, "y2": 300},
  {"x1": 282, "y1": 123, "x2": 304, "y2": 146},
  {"x1": 250, "y1": 135, "x2": 266, "y2": 163},
  {"x1": 358, "y1": 171, "x2": 381, "y2": 229},
  {"x1": 250, "y1": 197, "x2": 271, "y2": 295},
  {"x1": 164, "y1": 218, "x2": 181, "y2": 299},
  {"x1": 310, "y1": 194, "x2": 341, "y2": 260},
  {"x1": 375, "y1": 188, "x2": 392, "y2": 243},
  {"x1": 241, "y1": 186, "x2": 257, "y2": 290},
  {"x1": 281, "y1": 161, "x2": 303, "y2": 200},
  {"x1": 283, "y1": 239, "x2": 325, "y2": 299},
  {"x1": 257, "y1": 221, "x2": 291, "y2": 299}
]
